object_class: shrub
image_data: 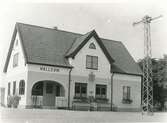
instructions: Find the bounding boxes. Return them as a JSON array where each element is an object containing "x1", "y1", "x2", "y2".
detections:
[
  {"x1": 7, "y1": 95, "x2": 21, "y2": 108},
  {"x1": 7, "y1": 96, "x2": 13, "y2": 108},
  {"x1": 12, "y1": 95, "x2": 21, "y2": 108}
]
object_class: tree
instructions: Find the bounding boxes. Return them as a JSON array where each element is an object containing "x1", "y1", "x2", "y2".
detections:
[{"x1": 138, "y1": 55, "x2": 167, "y2": 111}]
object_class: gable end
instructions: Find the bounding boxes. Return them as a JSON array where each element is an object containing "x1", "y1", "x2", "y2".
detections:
[
  {"x1": 66, "y1": 30, "x2": 115, "y2": 64},
  {"x1": 3, "y1": 23, "x2": 28, "y2": 72}
]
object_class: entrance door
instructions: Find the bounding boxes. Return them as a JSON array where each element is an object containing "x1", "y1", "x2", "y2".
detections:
[{"x1": 43, "y1": 82, "x2": 55, "y2": 107}]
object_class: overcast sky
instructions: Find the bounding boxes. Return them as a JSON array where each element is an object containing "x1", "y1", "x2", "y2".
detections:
[{"x1": 0, "y1": 1, "x2": 167, "y2": 86}]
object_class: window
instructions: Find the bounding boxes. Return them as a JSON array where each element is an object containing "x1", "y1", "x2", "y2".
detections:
[
  {"x1": 95, "y1": 84, "x2": 107, "y2": 98},
  {"x1": 86, "y1": 55, "x2": 98, "y2": 70},
  {"x1": 8, "y1": 83, "x2": 10, "y2": 95},
  {"x1": 75, "y1": 83, "x2": 87, "y2": 98},
  {"x1": 123, "y1": 86, "x2": 131, "y2": 100},
  {"x1": 19, "y1": 80, "x2": 25, "y2": 95},
  {"x1": 46, "y1": 83, "x2": 53, "y2": 94},
  {"x1": 13, "y1": 53, "x2": 19, "y2": 67},
  {"x1": 13, "y1": 81, "x2": 16, "y2": 95},
  {"x1": 89, "y1": 43, "x2": 96, "y2": 49}
]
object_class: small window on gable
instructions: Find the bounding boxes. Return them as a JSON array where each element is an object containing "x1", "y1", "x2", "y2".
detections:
[
  {"x1": 89, "y1": 43, "x2": 96, "y2": 49},
  {"x1": 13, "y1": 53, "x2": 19, "y2": 68},
  {"x1": 15, "y1": 39, "x2": 18, "y2": 46}
]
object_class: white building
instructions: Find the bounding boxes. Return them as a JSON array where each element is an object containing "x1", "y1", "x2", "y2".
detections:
[{"x1": 3, "y1": 23, "x2": 142, "y2": 111}]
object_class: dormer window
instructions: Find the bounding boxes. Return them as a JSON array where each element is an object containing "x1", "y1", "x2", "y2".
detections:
[{"x1": 89, "y1": 43, "x2": 96, "y2": 49}]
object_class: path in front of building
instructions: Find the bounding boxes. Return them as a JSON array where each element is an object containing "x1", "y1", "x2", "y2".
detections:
[{"x1": 0, "y1": 108, "x2": 167, "y2": 123}]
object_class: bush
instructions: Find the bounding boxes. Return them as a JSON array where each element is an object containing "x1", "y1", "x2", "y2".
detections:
[
  {"x1": 7, "y1": 96, "x2": 13, "y2": 107},
  {"x1": 7, "y1": 95, "x2": 21, "y2": 108},
  {"x1": 13, "y1": 95, "x2": 21, "y2": 108}
]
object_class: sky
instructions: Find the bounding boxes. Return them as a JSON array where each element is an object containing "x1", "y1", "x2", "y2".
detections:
[{"x1": 0, "y1": 1, "x2": 167, "y2": 86}]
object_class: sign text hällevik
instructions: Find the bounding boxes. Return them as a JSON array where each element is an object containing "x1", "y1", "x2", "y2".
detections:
[{"x1": 40, "y1": 66, "x2": 60, "y2": 72}]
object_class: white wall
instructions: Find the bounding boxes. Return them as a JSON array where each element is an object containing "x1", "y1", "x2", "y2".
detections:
[
  {"x1": 70, "y1": 37, "x2": 111, "y2": 78},
  {"x1": 112, "y1": 73, "x2": 141, "y2": 111},
  {"x1": 4, "y1": 32, "x2": 28, "y2": 107},
  {"x1": 26, "y1": 64, "x2": 70, "y2": 106},
  {"x1": 3, "y1": 33, "x2": 142, "y2": 111},
  {"x1": 69, "y1": 37, "x2": 111, "y2": 106}
]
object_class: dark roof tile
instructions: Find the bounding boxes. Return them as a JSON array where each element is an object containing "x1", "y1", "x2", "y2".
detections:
[{"x1": 4, "y1": 23, "x2": 142, "y2": 75}]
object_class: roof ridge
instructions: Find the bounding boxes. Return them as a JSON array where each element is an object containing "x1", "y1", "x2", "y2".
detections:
[
  {"x1": 16, "y1": 22, "x2": 84, "y2": 36},
  {"x1": 100, "y1": 37, "x2": 122, "y2": 43},
  {"x1": 16, "y1": 22, "x2": 56, "y2": 30},
  {"x1": 16, "y1": 22, "x2": 122, "y2": 43},
  {"x1": 58, "y1": 29, "x2": 83, "y2": 36}
]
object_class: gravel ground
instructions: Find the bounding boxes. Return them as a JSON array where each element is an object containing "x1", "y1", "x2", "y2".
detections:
[{"x1": 0, "y1": 108, "x2": 167, "y2": 123}]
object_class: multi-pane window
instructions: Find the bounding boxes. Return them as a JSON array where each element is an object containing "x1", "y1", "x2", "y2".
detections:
[
  {"x1": 8, "y1": 83, "x2": 10, "y2": 95},
  {"x1": 123, "y1": 86, "x2": 131, "y2": 100},
  {"x1": 75, "y1": 83, "x2": 87, "y2": 98},
  {"x1": 19, "y1": 80, "x2": 25, "y2": 95},
  {"x1": 13, "y1": 81, "x2": 16, "y2": 95},
  {"x1": 86, "y1": 55, "x2": 98, "y2": 70},
  {"x1": 95, "y1": 84, "x2": 107, "y2": 98},
  {"x1": 13, "y1": 53, "x2": 19, "y2": 67}
]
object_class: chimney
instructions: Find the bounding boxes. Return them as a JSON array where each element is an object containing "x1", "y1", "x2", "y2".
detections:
[{"x1": 53, "y1": 26, "x2": 58, "y2": 30}]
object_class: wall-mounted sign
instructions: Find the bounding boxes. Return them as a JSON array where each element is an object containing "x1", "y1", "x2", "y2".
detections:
[
  {"x1": 40, "y1": 66, "x2": 60, "y2": 72},
  {"x1": 89, "y1": 72, "x2": 95, "y2": 82}
]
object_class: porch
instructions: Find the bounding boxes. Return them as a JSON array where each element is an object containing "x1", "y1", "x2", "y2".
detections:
[
  {"x1": 31, "y1": 80, "x2": 67, "y2": 109},
  {"x1": 31, "y1": 96, "x2": 67, "y2": 109}
]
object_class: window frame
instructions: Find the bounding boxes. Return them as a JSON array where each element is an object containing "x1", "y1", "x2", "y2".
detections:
[
  {"x1": 19, "y1": 80, "x2": 25, "y2": 95},
  {"x1": 89, "y1": 43, "x2": 96, "y2": 49},
  {"x1": 86, "y1": 55, "x2": 98, "y2": 70},
  {"x1": 123, "y1": 86, "x2": 131, "y2": 100},
  {"x1": 74, "y1": 83, "x2": 87, "y2": 98},
  {"x1": 95, "y1": 84, "x2": 107, "y2": 99},
  {"x1": 13, "y1": 53, "x2": 19, "y2": 68}
]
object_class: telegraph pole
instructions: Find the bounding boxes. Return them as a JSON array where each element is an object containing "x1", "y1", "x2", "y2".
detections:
[{"x1": 133, "y1": 15, "x2": 162, "y2": 115}]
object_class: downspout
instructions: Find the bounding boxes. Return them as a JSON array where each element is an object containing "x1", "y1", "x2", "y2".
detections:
[
  {"x1": 111, "y1": 72, "x2": 114, "y2": 111},
  {"x1": 68, "y1": 68, "x2": 72, "y2": 110}
]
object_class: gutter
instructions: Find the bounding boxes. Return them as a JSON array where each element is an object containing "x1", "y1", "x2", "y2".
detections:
[{"x1": 68, "y1": 68, "x2": 72, "y2": 109}]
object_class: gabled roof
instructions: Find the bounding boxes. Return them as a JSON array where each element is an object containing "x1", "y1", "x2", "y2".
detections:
[
  {"x1": 3, "y1": 22, "x2": 142, "y2": 75},
  {"x1": 102, "y1": 38, "x2": 142, "y2": 75},
  {"x1": 66, "y1": 30, "x2": 115, "y2": 64},
  {"x1": 65, "y1": 30, "x2": 93, "y2": 57}
]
